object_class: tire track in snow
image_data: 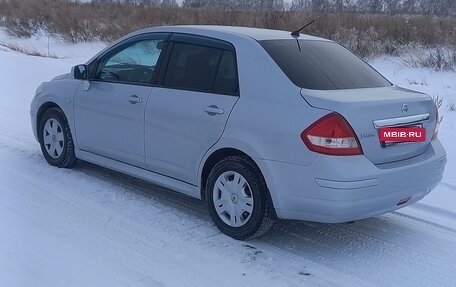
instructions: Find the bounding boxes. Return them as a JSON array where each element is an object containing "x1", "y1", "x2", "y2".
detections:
[
  {"x1": 73, "y1": 160, "x2": 360, "y2": 286},
  {"x1": 1, "y1": 135, "x2": 456, "y2": 286},
  {"x1": 392, "y1": 209, "x2": 456, "y2": 235},
  {"x1": 440, "y1": 182, "x2": 456, "y2": 192},
  {"x1": 61, "y1": 159, "x2": 456, "y2": 287},
  {"x1": 0, "y1": 145, "x2": 341, "y2": 287},
  {"x1": 259, "y1": 219, "x2": 456, "y2": 287}
]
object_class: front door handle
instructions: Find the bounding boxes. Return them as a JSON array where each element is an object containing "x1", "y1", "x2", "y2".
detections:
[
  {"x1": 128, "y1": 95, "x2": 143, "y2": 104},
  {"x1": 204, "y1": 105, "x2": 224, "y2": 116}
]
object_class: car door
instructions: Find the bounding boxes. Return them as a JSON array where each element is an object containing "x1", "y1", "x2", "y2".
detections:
[
  {"x1": 145, "y1": 34, "x2": 239, "y2": 185},
  {"x1": 74, "y1": 33, "x2": 169, "y2": 168}
]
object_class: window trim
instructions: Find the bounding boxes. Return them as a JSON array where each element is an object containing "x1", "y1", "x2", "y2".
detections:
[
  {"x1": 156, "y1": 33, "x2": 240, "y2": 97},
  {"x1": 87, "y1": 32, "x2": 172, "y2": 87}
]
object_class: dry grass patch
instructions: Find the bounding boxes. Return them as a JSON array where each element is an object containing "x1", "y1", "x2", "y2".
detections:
[{"x1": 0, "y1": 41, "x2": 58, "y2": 58}]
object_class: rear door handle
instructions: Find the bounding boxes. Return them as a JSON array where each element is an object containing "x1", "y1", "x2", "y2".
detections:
[
  {"x1": 204, "y1": 105, "x2": 224, "y2": 116},
  {"x1": 128, "y1": 95, "x2": 143, "y2": 104}
]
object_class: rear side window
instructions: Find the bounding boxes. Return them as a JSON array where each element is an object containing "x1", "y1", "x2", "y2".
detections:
[
  {"x1": 260, "y1": 40, "x2": 391, "y2": 90},
  {"x1": 214, "y1": 50, "x2": 238, "y2": 95},
  {"x1": 163, "y1": 41, "x2": 238, "y2": 95}
]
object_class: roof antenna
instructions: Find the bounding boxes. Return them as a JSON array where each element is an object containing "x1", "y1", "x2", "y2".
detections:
[{"x1": 291, "y1": 19, "x2": 316, "y2": 38}]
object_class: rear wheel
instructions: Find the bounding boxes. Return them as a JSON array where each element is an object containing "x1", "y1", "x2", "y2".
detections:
[
  {"x1": 39, "y1": 107, "x2": 76, "y2": 168},
  {"x1": 205, "y1": 155, "x2": 275, "y2": 240}
]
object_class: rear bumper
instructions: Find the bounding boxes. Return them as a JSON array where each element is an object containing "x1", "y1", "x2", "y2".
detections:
[{"x1": 257, "y1": 140, "x2": 446, "y2": 223}]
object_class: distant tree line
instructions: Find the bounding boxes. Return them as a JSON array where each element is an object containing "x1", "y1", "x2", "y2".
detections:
[
  {"x1": 89, "y1": 0, "x2": 456, "y2": 16},
  {"x1": 91, "y1": 0, "x2": 177, "y2": 6},
  {"x1": 1, "y1": 0, "x2": 455, "y2": 62},
  {"x1": 290, "y1": 0, "x2": 456, "y2": 16}
]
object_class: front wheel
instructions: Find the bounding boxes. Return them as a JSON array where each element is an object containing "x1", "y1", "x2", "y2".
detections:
[
  {"x1": 205, "y1": 155, "x2": 275, "y2": 240},
  {"x1": 38, "y1": 107, "x2": 76, "y2": 168}
]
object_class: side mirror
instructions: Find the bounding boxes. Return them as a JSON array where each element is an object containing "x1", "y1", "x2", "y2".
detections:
[{"x1": 72, "y1": 64, "x2": 88, "y2": 80}]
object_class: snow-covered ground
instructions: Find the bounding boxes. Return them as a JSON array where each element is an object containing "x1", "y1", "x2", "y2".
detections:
[{"x1": 1, "y1": 29, "x2": 456, "y2": 287}]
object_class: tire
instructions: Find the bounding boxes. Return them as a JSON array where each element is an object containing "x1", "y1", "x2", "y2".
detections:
[
  {"x1": 38, "y1": 107, "x2": 76, "y2": 168},
  {"x1": 205, "y1": 155, "x2": 275, "y2": 240}
]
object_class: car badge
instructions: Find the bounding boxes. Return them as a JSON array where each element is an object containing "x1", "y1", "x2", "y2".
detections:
[{"x1": 401, "y1": 104, "x2": 409, "y2": 114}]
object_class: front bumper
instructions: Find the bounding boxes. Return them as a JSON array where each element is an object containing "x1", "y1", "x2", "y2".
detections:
[
  {"x1": 30, "y1": 109, "x2": 38, "y2": 142},
  {"x1": 257, "y1": 140, "x2": 446, "y2": 223},
  {"x1": 30, "y1": 93, "x2": 39, "y2": 142}
]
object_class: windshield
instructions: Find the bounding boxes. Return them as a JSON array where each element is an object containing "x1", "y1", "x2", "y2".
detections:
[{"x1": 260, "y1": 40, "x2": 391, "y2": 90}]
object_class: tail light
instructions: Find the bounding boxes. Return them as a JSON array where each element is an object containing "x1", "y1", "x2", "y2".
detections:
[
  {"x1": 432, "y1": 104, "x2": 439, "y2": 140},
  {"x1": 301, "y1": 112, "x2": 362, "y2": 156}
]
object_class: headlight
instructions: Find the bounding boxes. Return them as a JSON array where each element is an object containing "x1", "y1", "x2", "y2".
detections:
[{"x1": 35, "y1": 82, "x2": 45, "y2": 96}]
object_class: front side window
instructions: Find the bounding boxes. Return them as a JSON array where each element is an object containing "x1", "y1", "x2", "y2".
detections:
[
  {"x1": 260, "y1": 40, "x2": 391, "y2": 90},
  {"x1": 163, "y1": 41, "x2": 238, "y2": 95},
  {"x1": 95, "y1": 37, "x2": 167, "y2": 85}
]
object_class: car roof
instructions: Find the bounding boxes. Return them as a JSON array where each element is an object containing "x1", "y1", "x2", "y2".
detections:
[{"x1": 139, "y1": 25, "x2": 330, "y2": 42}]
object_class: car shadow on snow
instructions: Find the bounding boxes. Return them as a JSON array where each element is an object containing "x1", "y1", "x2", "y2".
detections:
[
  {"x1": 70, "y1": 159, "x2": 454, "y2": 279},
  {"x1": 71, "y1": 160, "x2": 419, "y2": 238}
]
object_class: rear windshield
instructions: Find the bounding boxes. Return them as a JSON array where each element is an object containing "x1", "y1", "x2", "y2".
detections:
[{"x1": 260, "y1": 40, "x2": 391, "y2": 90}]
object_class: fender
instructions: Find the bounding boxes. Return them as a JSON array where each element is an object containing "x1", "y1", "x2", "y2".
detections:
[{"x1": 34, "y1": 79, "x2": 81, "y2": 148}]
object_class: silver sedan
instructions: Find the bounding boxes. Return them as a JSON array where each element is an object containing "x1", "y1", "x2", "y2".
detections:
[{"x1": 30, "y1": 25, "x2": 446, "y2": 239}]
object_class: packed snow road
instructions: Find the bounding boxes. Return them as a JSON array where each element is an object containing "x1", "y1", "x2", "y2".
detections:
[
  {"x1": 2, "y1": 139, "x2": 456, "y2": 287},
  {"x1": 1, "y1": 37, "x2": 456, "y2": 286}
]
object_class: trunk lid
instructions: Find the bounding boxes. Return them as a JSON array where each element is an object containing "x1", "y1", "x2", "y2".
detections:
[{"x1": 301, "y1": 86, "x2": 437, "y2": 165}]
